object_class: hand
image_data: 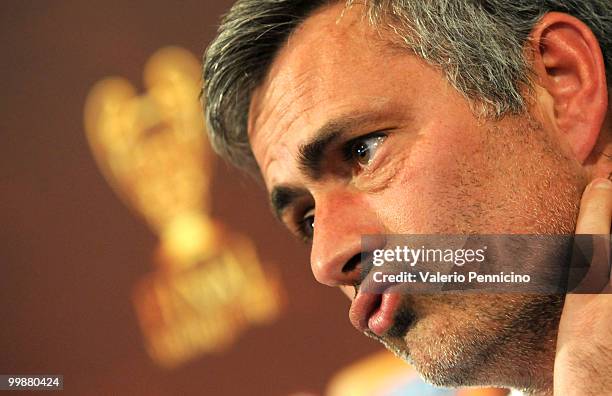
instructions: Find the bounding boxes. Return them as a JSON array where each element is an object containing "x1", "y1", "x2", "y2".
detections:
[{"x1": 554, "y1": 178, "x2": 612, "y2": 396}]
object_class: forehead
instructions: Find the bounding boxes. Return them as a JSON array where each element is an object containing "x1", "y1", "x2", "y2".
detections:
[{"x1": 247, "y1": 2, "x2": 414, "y2": 189}]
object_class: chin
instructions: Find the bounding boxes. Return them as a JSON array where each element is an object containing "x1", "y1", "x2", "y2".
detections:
[
  {"x1": 382, "y1": 312, "x2": 492, "y2": 387},
  {"x1": 404, "y1": 317, "x2": 492, "y2": 387},
  {"x1": 370, "y1": 294, "x2": 563, "y2": 389}
]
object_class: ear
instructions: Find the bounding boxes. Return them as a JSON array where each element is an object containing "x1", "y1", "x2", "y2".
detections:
[{"x1": 530, "y1": 12, "x2": 608, "y2": 164}]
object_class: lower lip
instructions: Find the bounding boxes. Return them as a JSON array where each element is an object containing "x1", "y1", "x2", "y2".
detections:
[{"x1": 368, "y1": 292, "x2": 402, "y2": 336}]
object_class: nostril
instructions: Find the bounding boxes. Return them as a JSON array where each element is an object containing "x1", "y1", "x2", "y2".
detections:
[{"x1": 342, "y1": 252, "x2": 365, "y2": 273}]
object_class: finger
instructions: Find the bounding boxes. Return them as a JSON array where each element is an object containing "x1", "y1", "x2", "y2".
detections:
[
  {"x1": 574, "y1": 178, "x2": 612, "y2": 288},
  {"x1": 575, "y1": 178, "x2": 612, "y2": 235}
]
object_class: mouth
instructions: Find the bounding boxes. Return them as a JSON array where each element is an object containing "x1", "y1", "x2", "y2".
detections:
[{"x1": 349, "y1": 288, "x2": 403, "y2": 336}]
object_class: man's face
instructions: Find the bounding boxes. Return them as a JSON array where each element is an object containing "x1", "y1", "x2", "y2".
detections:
[{"x1": 248, "y1": 2, "x2": 586, "y2": 388}]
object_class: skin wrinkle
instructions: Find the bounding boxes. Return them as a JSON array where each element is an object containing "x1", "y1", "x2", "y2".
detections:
[
  {"x1": 351, "y1": 125, "x2": 414, "y2": 193},
  {"x1": 250, "y1": 74, "x2": 323, "y2": 188},
  {"x1": 253, "y1": 68, "x2": 332, "y2": 186}
]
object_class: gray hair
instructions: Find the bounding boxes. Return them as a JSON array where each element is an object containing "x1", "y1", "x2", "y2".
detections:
[{"x1": 202, "y1": 0, "x2": 611, "y2": 172}]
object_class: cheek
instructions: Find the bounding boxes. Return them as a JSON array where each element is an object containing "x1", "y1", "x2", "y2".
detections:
[
  {"x1": 368, "y1": 117, "x2": 583, "y2": 234},
  {"x1": 370, "y1": 122, "x2": 488, "y2": 233}
]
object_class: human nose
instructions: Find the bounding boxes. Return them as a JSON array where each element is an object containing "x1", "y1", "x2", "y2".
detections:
[{"x1": 310, "y1": 190, "x2": 384, "y2": 287}]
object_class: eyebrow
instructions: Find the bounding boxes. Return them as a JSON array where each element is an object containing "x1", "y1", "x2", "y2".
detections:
[
  {"x1": 297, "y1": 116, "x2": 369, "y2": 179},
  {"x1": 270, "y1": 185, "x2": 308, "y2": 221},
  {"x1": 269, "y1": 114, "x2": 372, "y2": 221}
]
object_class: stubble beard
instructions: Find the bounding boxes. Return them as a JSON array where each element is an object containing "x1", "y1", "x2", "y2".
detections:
[{"x1": 366, "y1": 293, "x2": 563, "y2": 394}]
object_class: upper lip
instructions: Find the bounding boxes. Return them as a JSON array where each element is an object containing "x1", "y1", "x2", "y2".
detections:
[
  {"x1": 349, "y1": 290, "x2": 381, "y2": 333},
  {"x1": 348, "y1": 271, "x2": 400, "y2": 336}
]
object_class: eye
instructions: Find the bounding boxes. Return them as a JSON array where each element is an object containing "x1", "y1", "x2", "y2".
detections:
[
  {"x1": 297, "y1": 209, "x2": 315, "y2": 241},
  {"x1": 345, "y1": 133, "x2": 387, "y2": 167}
]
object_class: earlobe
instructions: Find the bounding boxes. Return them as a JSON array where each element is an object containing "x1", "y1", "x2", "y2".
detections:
[{"x1": 530, "y1": 12, "x2": 608, "y2": 163}]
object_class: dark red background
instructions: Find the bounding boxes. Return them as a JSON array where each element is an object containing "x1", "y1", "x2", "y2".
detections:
[{"x1": 0, "y1": 2, "x2": 380, "y2": 395}]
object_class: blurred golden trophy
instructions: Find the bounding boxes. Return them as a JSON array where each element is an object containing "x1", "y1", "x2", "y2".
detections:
[{"x1": 84, "y1": 47, "x2": 283, "y2": 368}]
